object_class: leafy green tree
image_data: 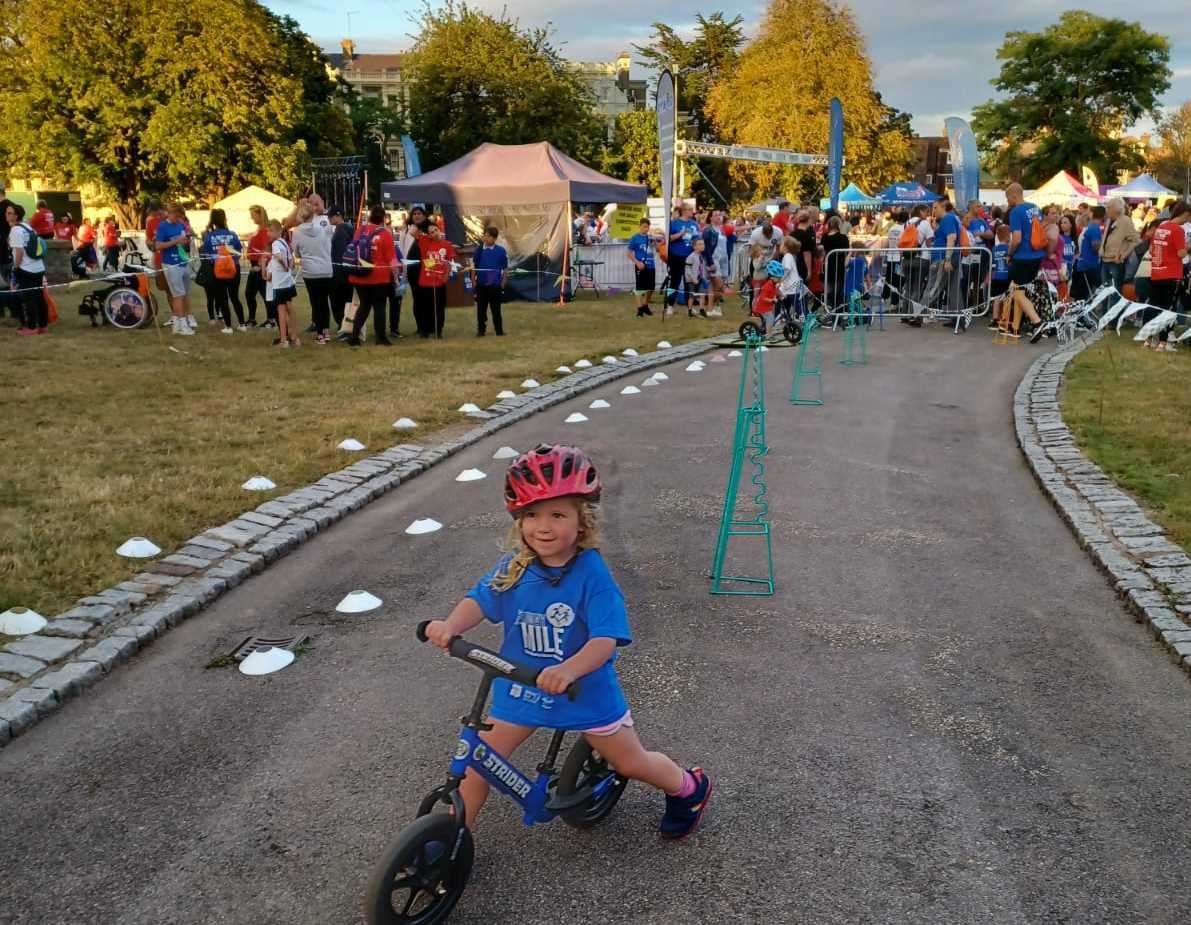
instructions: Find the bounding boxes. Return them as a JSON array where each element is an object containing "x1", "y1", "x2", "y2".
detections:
[
  {"x1": 706, "y1": 0, "x2": 914, "y2": 202},
  {"x1": 600, "y1": 109, "x2": 660, "y2": 190},
  {"x1": 348, "y1": 95, "x2": 408, "y2": 183},
  {"x1": 0, "y1": 0, "x2": 354, "y2": 227},
  {"x1": 972, "y1": 12, "x2": 1171, "y2": 187},
  {"x1": 634, "y1": 13, "x2": 745, "y2": 203},
  {"x1": 1149, "y1": 101, "x2": 1191, "y2": 197},
  {"x1": 402, "y1": 1, "x2": 606, "y2": 171}
]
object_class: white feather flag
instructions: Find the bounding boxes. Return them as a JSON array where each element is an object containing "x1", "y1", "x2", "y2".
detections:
[
  {"x1": 1098, "y1": 296, "x2": 1132, "y2": 330},
  {"x1": 1114, "y1": 301, "x2": 1150, "y2": 333},
  {"x1": 1135, "y1": 310, "x2": 1177, "y2": 341}
]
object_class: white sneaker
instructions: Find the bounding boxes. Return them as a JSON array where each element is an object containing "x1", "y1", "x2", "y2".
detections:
[
  {"x1": 186, "y1": 315, "x2": 198, "y2": 330},
  {"x1": 175, "y1": 322, "x2": 195, "y2": 336},
  {"x1": 707, "y1": 308, "x2": 723, "y2": 317},
  {"x1": 171, "y1": 317, "x2": 183, "y2": 334},
  {"x1": 220, "y1": 326, "x2": 234, "y2": 335},
  {"x1": 664, "y1": 306, "x2": 674, "y2": 317},
  {"x1": 237, "y1": 324, "x2": 249, "y2": 332}
]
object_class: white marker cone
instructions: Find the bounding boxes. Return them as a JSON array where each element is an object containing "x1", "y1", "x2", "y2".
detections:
[
  {"x1": 405, "y1": 518, "x2": 443, "y2": 535},
  {"x1": 457, "y1": 403, "x2": 481, "y2": 413},
  {"x1": 588, "y1": 399, "x2": 611, "y2": 409},
  {"x1": 521, "y1": 379, "x2": 541, "y2": 389},
  {"x1": 239, "y1": 645, "x2": 295, "y2": 676},
  {"x1": 728, "y1": 350, "x2": 742, "y2": 357},
  {"x1": 685, "y1": 363, "x2": 704, "y2": 372},
  {"x1": 651, "y1": 372, "x2": 669, "y2": 381},
  {"x1": 493, "y1": 446, "x2": 519, "y2": 459},
  {"x1": 456, "y1": 468, "x2": 487, "y2": 482},
  {"x1": 620, "y1": 385, "x2": 641, "y2": 395},
  {"x1": 338, "y1": 438, "x2": 366, "y2": 451},
  {"x1": 555, "y1": 365, "x2": 572, "y2": 374},
  {"x1": 656, "y1": 340, "x2": 672, "y2": 349},
  {"x1": 496, "y1": 390, "x2": 516, "y2": 399},
  {"x1": 602, "y1": 356, "x2": 619, "y2": 365},
  {"x1": 336, "y1": 590, "x2": 383, "y2": 613},
  {"x1": 392, "y1": 418, "x2": 418, "y2": 430},
  {"x1": 642, "y1": 377, "x2": 660, "y2": 387},
  {"x1": 564, "y1": 412, "x2": 589, "y2": 423},
  {"x1": 759, "y1": 345, "x2": 769, "y2": 352},
  {"x1": 117, "y1": 536, "x2": 161, "y2": 558},
  {"x1": 622, "y1": 348, "x2": 639, "y2": 357},
  {"x1": 242, "y1": 476, "x2": 276, "y2": 491},
  {"x1": 574, "y1": 359, "x2": 593, "y2": 368},
  {"x1": 0, "y1": 607, "x2": 47, "y2": 636}
]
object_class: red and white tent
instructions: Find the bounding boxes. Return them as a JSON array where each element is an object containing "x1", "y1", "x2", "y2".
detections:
[{"x1": 1030, "y1": 171, "x2": 1102, "y2": 208}]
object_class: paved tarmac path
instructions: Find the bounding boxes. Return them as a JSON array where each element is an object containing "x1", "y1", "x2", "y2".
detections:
[{"x1": 3, "y1": 327, "x2": 1190, "y2": 925}]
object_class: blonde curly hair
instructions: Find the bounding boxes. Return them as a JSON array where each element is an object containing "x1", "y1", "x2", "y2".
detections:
[{"x1": 490, "y1": 499, "x2": 601, "y2": 592}]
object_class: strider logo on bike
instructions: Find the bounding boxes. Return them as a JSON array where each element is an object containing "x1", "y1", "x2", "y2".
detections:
[
  {"x1": 515, "y1": 606, "x2": 574, "y2": 661},
  {"x1": 466, "y1": 648, "x2": 516, "y2": 673},
  {"x1": 472, "y1": 743, "x2": 532, "y2": 798}
]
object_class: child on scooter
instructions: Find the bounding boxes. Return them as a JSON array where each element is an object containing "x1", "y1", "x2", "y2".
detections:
[
  {"x1": 750, "y1": 260, "x2": 783, "y2": 333},
  {"x1": 424, "y1": 445, "x2": 712, "y2": 838}
]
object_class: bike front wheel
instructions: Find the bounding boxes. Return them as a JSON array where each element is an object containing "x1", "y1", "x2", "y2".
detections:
[
  {"x1": 364, "y1": 813, "x2": 474, "y2": 925},
  {"x1": 556, "y1": 738, "x2": 628, "y2": 829}
]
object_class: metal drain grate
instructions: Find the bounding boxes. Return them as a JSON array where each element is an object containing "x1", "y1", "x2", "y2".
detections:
[{"x1": 228, "y1": 634, "x2": 310, "y2": 662}]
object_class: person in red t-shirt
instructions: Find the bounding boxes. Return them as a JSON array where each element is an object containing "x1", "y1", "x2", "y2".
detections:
[
  {"x1": 101, "y1": 216, "x2": 121, "y2": 270},
  {"x1": 144, "y1": 203, "x2": 167, "y2": 292},
  {"x1": 347, "y1": 203, "x2": 398, "y2": 346},
  {"x1": 414, "y1": 221, "x2": 457, "y2": 338},
  {"x1": 29, "y1": 201, "x2": 55, "y2": 238},
  {"x1": 770, "y1": 200, "x2": 794, "y2": 236},
  {"x1": 54, "y1": 215, "x2": 76, "y2": 241},
  {"x1": 1144, "y1": 202, "x2": 1188, "y2": 351},
  {"x1": 245, "y1": 204, "x2": 272, "y2": 327}
]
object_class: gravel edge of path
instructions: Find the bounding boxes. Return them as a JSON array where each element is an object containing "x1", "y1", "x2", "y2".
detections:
[
  {"x1": 0, "y1": 339, "x2": 723, "y2": 748},
  {"x1": 1014, "y1": 333, "x2": 1191, "y2": 676}
]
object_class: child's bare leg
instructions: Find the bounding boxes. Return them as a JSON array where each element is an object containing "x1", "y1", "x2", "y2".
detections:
[
  {"x1": 458, "y1": 720, "x2": 535, "y2": 827},
  {"x1": 277, "y1": 302, "x2": 289, "y2": 342},
  {"x1": 585, "y1": 727, "x2": 684, "y2": 794}
]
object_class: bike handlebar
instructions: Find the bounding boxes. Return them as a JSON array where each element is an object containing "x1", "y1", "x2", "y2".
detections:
[{"x1": 416, "y1": 621, "x2": 578, "y2": 700}]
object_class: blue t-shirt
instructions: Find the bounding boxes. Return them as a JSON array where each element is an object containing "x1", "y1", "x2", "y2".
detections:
[
  {"x1": 466, "y1": 548, "x2": 632, "y2": 730},
  {"x1": 628, "y1": 233, "x2": 655, "y2": 269},
  {"x1": 1076, "y1": 223, "x2": 1102, "y2": 271},
  {"x1": 931, "y1": 212, "x2": 962, "y2": 262},
  {"x1": 1009, "y1": 202, "x2": 1044, "y2": 261},
  {"x1": 668, "y1": 219, "x2": 699, "y2": 258},
  {"x1": 1060, "y1": 234, "x2": 1075, "y2": 272},
  {"x1": 473, "y1": 243, "x2": 508, "y2": 287},
  {"x1": 155, "y1": 220, "x2": 190, "y2": 266},
  {"x1": 992, "y1": 243, "x2": 1010, "y2": 280},
  {"x1": 967, "y1": 217, "x2": 989, "y2": 252},
  {"x1": 201, "y1": 228, "x2": 241, "y2": 262}
]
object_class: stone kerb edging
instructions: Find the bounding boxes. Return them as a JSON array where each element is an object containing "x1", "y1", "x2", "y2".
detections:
[
  {"x1": 1014, "y1": 333, "x2": 1191, "y2": 674},
  {"x1": 0, "y1": 337, "x2": 723, "y2": 747}
]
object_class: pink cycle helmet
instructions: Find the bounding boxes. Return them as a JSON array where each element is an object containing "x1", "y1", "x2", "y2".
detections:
[{"x1": 504, "y1": 444, "x2": 602, "y2": 514}]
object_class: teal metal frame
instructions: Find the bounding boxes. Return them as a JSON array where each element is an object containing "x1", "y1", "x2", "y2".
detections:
[
  {"x1": 710, "y1": 330, "x2": 775, "y2": 596},
  {"x1": 839, "y1": 292, "x2": 869, "y2": 367},
  {"x1": 790, "y1": 315, "x2": 823, "y2": 406}
]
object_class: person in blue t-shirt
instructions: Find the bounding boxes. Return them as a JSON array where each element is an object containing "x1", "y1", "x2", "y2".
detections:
[
  {"x1": 470, "y1": 225, "x2": 509, "y2": 336},
  {"x1": 1003, "y1": 182, "x2": 1045, "y2": 334},
  {"x1": 152, "y1": 203, "x2": 196, "y2": 334},
  {"x1": 1072, "y1": 205, "x2": 1104, "y2": 301},
  {"x1": 627, "y1": 216, "x2": 657, "y2": 317},
  {"x1": 200, "y1": 208, "x2": 245, "y2": 333},
  {"x1": 425, "y1": 444, "x2": 712, "y2": 838},
  {"x1": 987, "y1": 223, "x2": 1012, "y2": 329},
  {"x1": 665, "y1": 204, "x2": 699, "y2": 311},
  {"x1": 915, "y1": 199, "x2": 963, "y2": 317}
]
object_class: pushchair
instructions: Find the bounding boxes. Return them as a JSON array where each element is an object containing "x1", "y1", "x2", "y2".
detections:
[{"x1": 78, "y1": 250, "x2": 158, "y2": 329}]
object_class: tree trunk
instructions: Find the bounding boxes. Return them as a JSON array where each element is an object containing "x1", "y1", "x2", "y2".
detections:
[{"x1": 113, "y1": 200, "x2": 145, "y2": 231}]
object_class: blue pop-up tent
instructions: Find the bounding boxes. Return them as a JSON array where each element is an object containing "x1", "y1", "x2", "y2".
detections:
[
  {"x1": 820, "y1": 182, "x2": 882, "y2": 211},
  {"x1": 875, "y1": 181, "x2": 941, "y2": 207},
  {"x1": 1107, "y1": 173, "x2": 1176, "y2": 200}
]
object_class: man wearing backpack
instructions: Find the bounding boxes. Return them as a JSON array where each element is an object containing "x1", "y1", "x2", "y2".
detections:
[
  {"x1": 5, "y1": 201, "x2": 49, "y2": 335},
  {"x1": 1101, "y1": 196, "x2": 1140, "y2": 292},
  {"x1": 346, "y1": 204, "x2": 398, "y2": 347},
  {"x1": 1004, "y1": 183, "x2": 1046, "y2": 334}
]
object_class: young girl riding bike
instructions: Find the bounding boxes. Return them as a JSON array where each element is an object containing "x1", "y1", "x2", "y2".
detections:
[{"x1": 423, "y1": 444, "x2": 712, "y2": 839}]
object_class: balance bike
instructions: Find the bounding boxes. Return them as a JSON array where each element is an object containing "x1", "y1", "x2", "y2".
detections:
[{"x1": 364, "y1": 622, "x2": 628, "y2": 924}]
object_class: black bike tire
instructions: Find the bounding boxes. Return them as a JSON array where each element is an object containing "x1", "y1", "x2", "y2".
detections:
[
  {"x1": 556, "y1": 738, "x2": 628, "y2": 830},
  {"x1": 364, "y1": 813, "x2": 474, "y2": 925}
]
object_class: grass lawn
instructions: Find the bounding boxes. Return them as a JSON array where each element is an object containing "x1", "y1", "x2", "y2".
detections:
[
  {"x1": 0, "y1": 283, "x2": 737, "y2": 615},
  {"x1": 1063, "y1": 337, "x2": 1191, "y2": 550}
]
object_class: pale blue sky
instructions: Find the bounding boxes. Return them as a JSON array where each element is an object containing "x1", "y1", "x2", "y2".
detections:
[{"x1": 265, "y1": 0, "x2": 1191, "y2": 135}]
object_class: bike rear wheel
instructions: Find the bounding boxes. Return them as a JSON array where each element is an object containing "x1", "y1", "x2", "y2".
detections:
[
  {"x1": 364, "y1": 813, "x2": 473, "y2": 925},
  {"x1": 556, "y1": 738, "x2": 627, "y2": 829}
]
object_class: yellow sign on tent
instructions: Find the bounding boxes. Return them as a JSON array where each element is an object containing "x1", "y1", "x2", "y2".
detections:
[{"x1": 609, "y1": 203, "x2": 648, "y2": 240}]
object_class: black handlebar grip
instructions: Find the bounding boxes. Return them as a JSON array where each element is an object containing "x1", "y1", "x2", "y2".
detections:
[{"x1": 415, "y1": 621, "x2": 431, "y2": 643}]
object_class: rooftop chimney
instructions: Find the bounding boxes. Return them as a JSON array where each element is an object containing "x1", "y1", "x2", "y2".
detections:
[{"x1": 341, "y1": 39, "x2": 356, "y2": 64}]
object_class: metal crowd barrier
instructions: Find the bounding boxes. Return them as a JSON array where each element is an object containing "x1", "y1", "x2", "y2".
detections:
[
  {"x1": 570, "y1": 242, "x2": 648, "y2": 294},
  {"x1": 821, "y1": 245, "x2": 994, "y2": 332}
]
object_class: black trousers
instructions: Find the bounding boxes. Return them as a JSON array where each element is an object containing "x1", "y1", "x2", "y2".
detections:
[
  {"x1": 14, "y1": 268, "x2": 47, "y2": 329},
  {"x1": 476, "y1": 285, "x2": 504, "y2": 334},
  {"x1": 331, "y1": 274, "x2": 351, "y2": 329},
  {"x1": 212, "y1": 276, "x2": 244, "y2": 327},
  {"x1": 426, "y1": 285, "x2": 446, "y2": 337},
  {"x1": 305, "y1": 275, "x2": 334, "y2": 333},
  {"x1": 245, "y1": 271, "x2": 267, "y2": 323},
  {"x1": 665, "y1": 252, "x2": 689, "y2": 306},
  {"x1": 387, "y1": 286, "x2": 403, "y2": 335},
  {"x1": 1070, "y1": 269, "x2": 1098, "y2": 302},
  {"x1": 1147, "y1": 278, "x2": 1179, "y2": 342},
  {"x1": 412, "y1": 283, "x2": 433, "y2": 336},
  {"x1": 352, "y1": 283, "x2": 388, "y2": 341},
  {"x1": 102, "y1": 245, "x2": 120, "y2": 271}
]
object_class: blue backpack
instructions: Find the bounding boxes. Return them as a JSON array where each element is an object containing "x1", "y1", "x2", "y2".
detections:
[
  {"x1": 342, "y1": 225, "x2": 380, "y2": 269},
  {"x1": 20, "y1": 223, "x2": 46, "y2": 261}
]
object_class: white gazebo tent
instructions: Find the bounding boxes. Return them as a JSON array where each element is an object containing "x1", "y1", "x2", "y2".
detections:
[{"x1": 198, "y1": 185, "x2": 295, "y2": 237}]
